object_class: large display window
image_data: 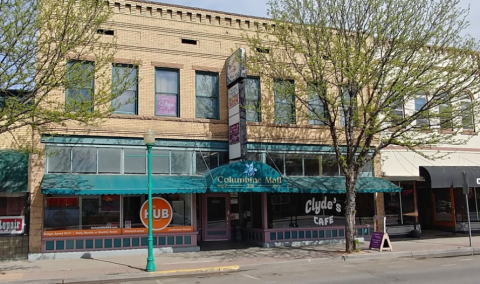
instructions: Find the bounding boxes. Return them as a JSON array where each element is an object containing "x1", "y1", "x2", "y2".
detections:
[
  {"x1": 267, "y1": 193, "x2": 374, "y2": 229},
  {"x1": 384, "y1": 182, "x2": 416, "y2": 226},
  {"x1": 43, "y1": 194, "x2": 193, "y2": 237}
]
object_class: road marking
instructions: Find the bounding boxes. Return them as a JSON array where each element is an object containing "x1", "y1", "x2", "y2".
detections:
[
  {"x1": 242, "y1": 273, "x2": 261, "y2": 280},
  {"x1": 151, "y1": 265, "x2": 240, "y2": 275},
  {"x1": 461, "y1": 259, "x2": 471, "y2": 262},
  {"x1": 441, "y1": 264, "x2": 457, "y2": 267},
  {"x1": 156, "y1": 280, "x2": 164, "y2": 284}
]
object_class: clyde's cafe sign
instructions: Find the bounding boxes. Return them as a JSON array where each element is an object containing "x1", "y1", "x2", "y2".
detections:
[
  {"x1": 0, "y1": 216, "x2": 25, "y2": 235},
  {"x1": 305, "y1": 197, "x2": 342, "y2": 226}
]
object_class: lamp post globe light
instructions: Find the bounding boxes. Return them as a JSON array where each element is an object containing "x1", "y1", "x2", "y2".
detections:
[{"x1": 143, "y1": 129, "x2": 156, "y2": 272}]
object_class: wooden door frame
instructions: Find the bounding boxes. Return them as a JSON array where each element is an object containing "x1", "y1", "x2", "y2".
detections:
[
  {"x1": 202, "y1": 193, "x2": 231, "y2": 241},
  {"x1": 432, "y1": 187, "x2": 456, "y2": 227}
]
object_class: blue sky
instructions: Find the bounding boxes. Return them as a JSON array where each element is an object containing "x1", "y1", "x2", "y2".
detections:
[{"x1": 153, "y1": 0, "x2": 480, "y2": 40}]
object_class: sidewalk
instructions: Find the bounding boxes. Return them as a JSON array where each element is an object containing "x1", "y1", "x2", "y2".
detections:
[{"x1": 1, "y1": 233, "x2": 479, "y2": 284}]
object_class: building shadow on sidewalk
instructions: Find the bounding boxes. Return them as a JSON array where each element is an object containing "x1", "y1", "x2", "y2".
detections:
[{"x1": 80, "y1": 253, "x2": 144, "y2": 271}]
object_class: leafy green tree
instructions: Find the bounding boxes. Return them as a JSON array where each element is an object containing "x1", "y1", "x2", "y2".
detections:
[
  {"x1": 244, "y1": 0, "x2": 480, "y2": 252},
  {"x1": 0, "y1": 0, "x2": 133, "y2": 149}
]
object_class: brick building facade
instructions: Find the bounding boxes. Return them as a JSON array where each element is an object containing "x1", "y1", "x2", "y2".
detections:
[{"x1": 27, "y1": 0, "x2": 397, "y2": 257}]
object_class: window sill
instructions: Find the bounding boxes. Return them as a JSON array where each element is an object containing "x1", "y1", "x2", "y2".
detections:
[
  {"x1": 109, "y1": 114, "x2": 227, "y2": 124},
  {"x1": 461, "y1": 130, "x2": 476, "y2": 135},
  {"x1": 439, "y1": 129, "x2": 455, "y2": 134}
]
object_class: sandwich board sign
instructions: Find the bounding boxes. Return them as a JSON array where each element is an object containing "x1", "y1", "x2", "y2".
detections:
[{"x1": 369, "y1": 232, "x2": 393, "y2": 252}]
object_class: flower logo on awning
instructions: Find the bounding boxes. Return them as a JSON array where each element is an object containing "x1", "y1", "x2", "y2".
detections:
[{"x1": 244, "y1": 162, "x2": 257, "y2": 177}]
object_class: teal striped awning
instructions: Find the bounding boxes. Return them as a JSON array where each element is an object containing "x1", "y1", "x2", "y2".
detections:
[
  {"x1": 41, "y1": 174, "x2": 206, "y2": 195},
  {"x1": 41, "y1": 163, "x2": 400, "y2": 195},
  {"x1": 0, "y1": 150, "x2": 29, "y2": 194},
  {"x1": 285, "y1": 176, "x2": 401, "y2": 193}
]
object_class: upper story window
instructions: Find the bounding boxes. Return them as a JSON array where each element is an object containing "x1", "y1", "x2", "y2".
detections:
[
  {"x1": 195, "y1": 151, "x2": 229, "y2": 175},
  {"x1": 195, "y1": 72, "x2": 219, "y2": 119},
  {"x1": 438, "y1": 92, "x2": 453, "y2": 130},
  {"x1": 245, "y1": 77, "x2": 261, "y2": 122},
  {"x1": 155, "y1": 68, "x2": 179, "y2": 117},
  {"x1": 274, "y1": 79, "x2": 296, "y2": 124},
  {"x1": 65, "y1": 61, "x2": 94, "y2": 111},
  {"x1": 460, "y1": 93, "x2": 474, "y2": 131},
  {"x1": 308, "y1": 84, "x2": 327, "y2": 125},
  {"x1": 340, "y1": 87, "x2": 358, "y2": 127},
  {"x1": 390, "y1": 96, "x2": 405, "y2": 126},
  {"x1": 414, "y1": 92, "x2": 429, "y2": 127},
  {"x1": 112, "y1": 64, "x2": 137, "y2": 115},
  {"x1": 45, "y1": 146, "x2": 197, "y2": 176}
]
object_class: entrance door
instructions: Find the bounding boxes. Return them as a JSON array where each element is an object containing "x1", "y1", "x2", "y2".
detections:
[
  {"x1": 202, "y1": 194, "x2": 230, "y2": 241},
  {"x1": 432, "y1": 187, "x2": 456, "y2": 228}
]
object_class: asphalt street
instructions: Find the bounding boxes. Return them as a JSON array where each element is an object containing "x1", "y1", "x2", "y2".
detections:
[{"x1": 79, "y1": 254, "x2": 480, "y2": 284}]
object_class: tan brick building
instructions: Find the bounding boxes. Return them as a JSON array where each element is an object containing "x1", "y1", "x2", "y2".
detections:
[{"x1": 28, "y1": 0, "x2": 397, "y2": 258}]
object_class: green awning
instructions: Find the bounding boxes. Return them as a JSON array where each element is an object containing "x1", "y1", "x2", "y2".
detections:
[
  {"x1": 205, "y1": 160, "x2": 289, "y2": 193},
  {"x1": 0, "y1": 150, "x2": 29, "y2": 194},
  {"x1": 41, "y1": 174, "x2": 206, "y2": 195},
  {"x1": 286, "y1": 176, "x2": 401, "y2": 193}
]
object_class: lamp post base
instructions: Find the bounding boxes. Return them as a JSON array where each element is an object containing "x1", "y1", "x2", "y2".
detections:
[{"x1": 146, "y1": 259, "x2": 156, "y2": 272}]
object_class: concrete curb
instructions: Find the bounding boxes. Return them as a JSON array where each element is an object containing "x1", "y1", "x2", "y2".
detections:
[
  {"x1": 3, "y1": 265, "x2": 241, "y2": 284},
  {"x1": 342, "y1": 246, "x2": 480, "y2": 261},
  {"x1": 150, "y1": 265, "x2": 240, "y2": 275}
]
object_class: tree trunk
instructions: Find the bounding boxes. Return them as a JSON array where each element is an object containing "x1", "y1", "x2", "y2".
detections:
[{"x1": 344, "y1": 173, "x2": 357, "y2": 253}]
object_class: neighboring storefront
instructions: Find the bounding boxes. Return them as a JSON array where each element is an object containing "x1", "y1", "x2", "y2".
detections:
[
  {"x1": 381, "y1": 178, "x2": 422, "y2": 236},
  {"x1": 38, "y1": 136, "x2": 400, "y2": 253},
  {"x1": 419, "y1": 166, "x2": 480, "y2": 232},
  {"x1": 0, "y1": 150, "x2": 29, "y2": 260}
]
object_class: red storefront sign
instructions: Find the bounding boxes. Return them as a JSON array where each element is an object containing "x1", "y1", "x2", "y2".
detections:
[{"x1": 0, "y1": 216, "x2": 25, "y2": 235}]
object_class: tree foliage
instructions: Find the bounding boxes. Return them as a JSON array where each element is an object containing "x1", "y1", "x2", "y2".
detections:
[
  {"x1": 0, "y1": 0, "x2": 132, "y2": 149},
  {"x1": 244, "y1": 0, "x2": 480, "y2": 252}
]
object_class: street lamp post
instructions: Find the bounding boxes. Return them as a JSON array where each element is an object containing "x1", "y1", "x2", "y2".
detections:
[{"x1": 143, "y1": 129, "x2": 156, "y2": 272}]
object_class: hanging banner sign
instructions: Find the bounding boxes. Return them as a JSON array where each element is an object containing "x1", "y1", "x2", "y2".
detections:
[
  {"x1": 0, "y1": 216, "x2": 25, "y2": 235},
  {"x1": 226, "y1": 48, "x2": 247, "y2": 161},
  {"x1": 140, "y1": 197, "x2": 173, "y2": 231}
]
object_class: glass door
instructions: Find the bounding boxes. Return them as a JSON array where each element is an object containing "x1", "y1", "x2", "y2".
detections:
[
  {"x1": 432, "y1": 187, "x2": 456, "y2": 228},
  {"x1": 202, "y1": 194, "x2": 230, "y2": 241}
]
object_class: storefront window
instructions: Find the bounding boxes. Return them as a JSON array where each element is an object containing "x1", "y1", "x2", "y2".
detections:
[
  {"x1": 195, "y1": 151, "x2": 228, "y2": 175},
  {"x1": 152, "y1": 150, "x2": 170, "y2": 174},
  {"x1": 44, "y1": 194, "x2": 193, "y2": 233},
  {"x1": 171, "y1": 151, "x2": 192, "y2": 175},
  {"x1": 266, "y1": 154, "x2": 284, "y2": 174},
  {"x1": 98, "y1": 148, "x2": 121, "y2": 174},
  {"x1": 124, "y1": 149, "x2": 146, "y2": 174},
  {"x1": 434, "y1": 188, "x2": 453, "y2": 222},
  {"x1": 467, "y1": 188, "x2": 480, "y2": 221},
  {"x1": 304, "y1": 155, "x2": 320, "y2": 176},
  {"x1": 82, "y1": 196, "x2": 120, "y2": 229},
  {"x1": 321, "y1": 155, "x2": 339, "y2": 176},
  {"x1": 44, "y1": 197, "x2": 80, "y2": 230},
  {"x1": 267, "y1": 193, "x2": 374, "y2": 229},
  {"x1": 0, "y1": 196, "x2": 26, "y2": 216},
  {"x1": 246, "y1": 152, "x2": 262, "y2": 161},
  {"x1": 46, "y1": 147, "x2": 72, "y2": 173},
  {"x1": 72, "y1": 147, "x2": 97, "y2": 174},
  {"x1": 384, "y1": 182, "x2": 416, "y2": 226},
  {"x1": 285, "y1": 154, "x2": 303, "y2": 176}
]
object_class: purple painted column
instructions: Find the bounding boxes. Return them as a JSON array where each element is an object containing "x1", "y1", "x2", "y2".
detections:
[
  {"x1": 192, "y1": 193, "x2": 197, "y2": 232},
  {"x1": 261, "y1": 192, "x2": 268, "y2": 229}
]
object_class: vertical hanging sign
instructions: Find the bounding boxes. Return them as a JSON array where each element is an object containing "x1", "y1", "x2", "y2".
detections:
[{"x1": 226, "y1": 48, "x2": 247, "y2": 160}]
